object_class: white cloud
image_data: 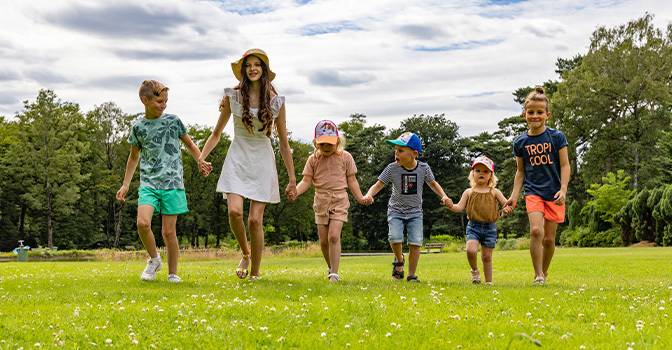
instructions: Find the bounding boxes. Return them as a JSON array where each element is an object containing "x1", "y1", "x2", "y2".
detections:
[{"x1": 1, "y1": 0, "x2": 671, "y2": 143}]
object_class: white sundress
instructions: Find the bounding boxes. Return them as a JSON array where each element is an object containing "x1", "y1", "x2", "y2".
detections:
[{"x1": 216, "y1": 88, "x2": 285, "y2": 203}]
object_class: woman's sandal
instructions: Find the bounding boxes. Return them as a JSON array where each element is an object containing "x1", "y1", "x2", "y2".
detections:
[
  {"x1": 532, "y1": 278, "x2": 546, "y2": 286},
  {"x1": 235, "y1": 252, "x2": 251, "y2": 279},
  {"x1": 406, "y1": 275, "x2": 420, "y2": 282},
  {"x1": 327, "y1": 273, "x2": 340, "y2": 283},
  {"x1": 392, "y1": 257, "x2": 405, "y2": 281},
  {"x1": 471, "y1": 269, "x2": 481, "y2": 284}
]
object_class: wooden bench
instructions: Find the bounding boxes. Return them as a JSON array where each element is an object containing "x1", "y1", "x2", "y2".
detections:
[
  {"x1": 424, "y1": 242, "x2": 445, "y2": 253},
  {"x1": 124, "y1": 245, "x2": 136, "y2": 251}
]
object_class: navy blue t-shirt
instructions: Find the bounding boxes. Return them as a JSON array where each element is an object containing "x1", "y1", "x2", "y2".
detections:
[{"x1": 512, "y1": 127, "x2": 568, "y2": 201}]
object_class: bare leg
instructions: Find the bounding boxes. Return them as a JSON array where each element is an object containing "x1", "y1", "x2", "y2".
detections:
[
  {"x1": 541, "y1": 219, "x2": 558, "y2": 278},
  {"x1": 317, "y1": 224, "x2": 330, "y2": 269},
  {"x1": 466, "y1": 240, "x2": 480, "y2": 273},
  {"x1": 327, "y1": 220, "x2": 344, "y2": 281},
  {"x1": 248, "y1": 199, "x2": 267, "y2": 278},
  {"x1": 227, "y1": 194, "x2": 250, "y2": 278},
  {"x1": 161, "y1": 214, "x2": 179, "y2": 275},
  {"x1": 390, "y1": 242, "x2": 404, "y2": 276},
  {"x1": 137, "y1": 205, "x2": 158, "y2": 259},
  {"x1": 481, "y1": 246, "x2": 494, "y2": 283},
  {"x1": 528, "y1": 211, "x2": 546, "y2": 280},
  {"x1": 408, "y1": 245, "x2": 421, "y2": 277}
]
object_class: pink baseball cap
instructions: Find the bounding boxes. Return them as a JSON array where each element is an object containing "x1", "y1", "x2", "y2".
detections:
[
  {"x1": 472, "y1": 156, "x2": 494, "y2": 171},
  {"x1": 315, "y1": 120, "x2": 339, "y2": 144}
]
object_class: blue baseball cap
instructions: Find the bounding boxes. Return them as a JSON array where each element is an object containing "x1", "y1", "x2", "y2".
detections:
[{"x1": 386, "y1": 132, "x2": 422, "y2": 153}]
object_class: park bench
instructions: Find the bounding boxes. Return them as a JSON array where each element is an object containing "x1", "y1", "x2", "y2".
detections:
[
  {"x1": 424, "y1": 242, "x2": 445, "y2": 253},
  {"x1": 124, "y1": 245, "x2": 136, "y2": 251}
]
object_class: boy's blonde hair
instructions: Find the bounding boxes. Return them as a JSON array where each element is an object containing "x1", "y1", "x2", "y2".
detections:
[
  {"x1": 468, "y1": 168, "x2": 498, "y2": 189},
  {"x1": 523, "y1": 86, "x2": 549, "y2": 112},
  {"x1": 312, "y1": 135, "x2": 346, "y2": 159},
  {"x1": 139, "y1": 80, "x2": 169, "y2": 101}
]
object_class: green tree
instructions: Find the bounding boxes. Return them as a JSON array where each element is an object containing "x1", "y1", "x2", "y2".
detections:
[
  {"x1": 581, "y1": 170, "x2": 634, "y2": 227},
  {"x1": 83, "y1": 102, "x2": 138, "y2": 248},
  {"x1": 7, "y1": 90, "x2": 90, "y2": 248},
  {"x1": 554, "y1": 14, "x2": 672, "y2": 189}
]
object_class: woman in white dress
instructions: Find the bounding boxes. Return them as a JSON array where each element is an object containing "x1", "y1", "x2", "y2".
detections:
[{"x1": 199, "y1": 48, "x2": 296, "y2": 279}]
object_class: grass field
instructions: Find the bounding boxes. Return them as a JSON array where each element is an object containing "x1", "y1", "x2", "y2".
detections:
[{"x1": 1, "y1": 247, "x2": 670, "y2": 349}]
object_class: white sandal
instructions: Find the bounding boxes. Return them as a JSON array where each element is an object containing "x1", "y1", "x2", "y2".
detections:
[
  {"x1": 471, "y1": 269, "x2": 481, "y2": 284},
  {"x1": 327, "y1": 273, "x2": 340, "y2": 283}
]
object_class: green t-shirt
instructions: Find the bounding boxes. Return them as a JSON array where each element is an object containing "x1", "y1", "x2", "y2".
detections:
[{"x1": 127, "y1": 113, "x2": 188, "y2": 190}]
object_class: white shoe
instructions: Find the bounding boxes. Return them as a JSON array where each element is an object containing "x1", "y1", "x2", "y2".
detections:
[
  {"x1": 167, "y1": 274, "x2": 182, "y2": 283},
  {"x1": 141, "y1": 257, "x2": 162, "y2": 281}
]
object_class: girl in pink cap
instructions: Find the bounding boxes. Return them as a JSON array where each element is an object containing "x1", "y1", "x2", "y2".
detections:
[
  {"x1": 199, "y1": 49, "x2": 296, "y2": 280},
  {"x1": 289, "y1": 120, "x2": 370, "y2": 282},
  {"x1": 446, "y1": 156, "x2": 510, "y2": 285}
]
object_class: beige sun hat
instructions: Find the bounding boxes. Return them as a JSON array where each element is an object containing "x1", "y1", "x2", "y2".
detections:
[{"x1": 231, "y1": 48, "x2": 276, "y2": 81}]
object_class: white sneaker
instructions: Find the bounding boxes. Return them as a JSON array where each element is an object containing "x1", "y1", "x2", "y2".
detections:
[
  {"x1": 167, "y1": 274, "x2": 182, "y2": 283},
  {"x1": 141, "y1": 257, "x2": 162, "y2": 281}
]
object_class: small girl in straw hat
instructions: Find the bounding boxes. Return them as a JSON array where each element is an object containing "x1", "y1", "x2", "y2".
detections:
[
  {"x1": 289, "y1": 120, "x2": 371, "y2": 282},
  {"x1": 199, "y1": 48, "x2": 296, "y2": 280},
  {"x1": 446, "y1": 156, "x2": 510, "y2": 285}
]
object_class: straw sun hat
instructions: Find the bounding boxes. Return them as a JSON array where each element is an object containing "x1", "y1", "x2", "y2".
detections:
[{"x1": 231, "y1": 48, "x2": 276, "y2": 81}]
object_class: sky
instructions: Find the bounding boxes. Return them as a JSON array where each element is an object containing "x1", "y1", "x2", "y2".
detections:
[{"x1": 1, "y1": 0, "x2": 671, "y2": 143}]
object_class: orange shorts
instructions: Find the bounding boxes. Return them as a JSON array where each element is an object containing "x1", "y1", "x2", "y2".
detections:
[
  {"x1": 313, "y1": 191, "x2": 350, "y2": 225},
  {"x1": 525, "y1": 195, "x2": 565, "y2": 223}
]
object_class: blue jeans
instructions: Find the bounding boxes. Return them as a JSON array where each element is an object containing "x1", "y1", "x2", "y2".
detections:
[
  {"x1": 388, "y1": 215, "x2": 423, "y2": 246},
  {"x1": 466, "y1": 220, "x2": 497, "y2": 248}
]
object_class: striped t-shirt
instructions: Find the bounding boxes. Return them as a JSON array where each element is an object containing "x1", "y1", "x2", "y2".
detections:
[{"x1": 378, "y1": 161, "x2": 435, "y2": 216}]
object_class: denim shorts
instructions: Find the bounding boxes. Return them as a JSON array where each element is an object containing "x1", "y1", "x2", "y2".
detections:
[
  {"x1": 465, "y1": 220, "x2": 497, "y2": 248},
  {"x1": 138, "y1": 187, "x2": 189, "y2": 216},
  {"x1": 388, "y1": 215, "x2": 423, "y2": 246}
]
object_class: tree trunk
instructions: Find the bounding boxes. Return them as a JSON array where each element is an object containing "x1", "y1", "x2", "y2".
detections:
[
  {"x1": 114, "y1": 203, "x2": 123, "y2": 249},
  {"x1": 46, "y1": 178, "x2": 53, "y2": 249},
  {"x1": 19, "y1": 205, "x2": 26, "y2": 237},
  {"x1": 105, "y1": 200, "x2": 113, "y2": 248},
  {"x1": 192, "y1": 218, "x2": 198, "y2": 247}
]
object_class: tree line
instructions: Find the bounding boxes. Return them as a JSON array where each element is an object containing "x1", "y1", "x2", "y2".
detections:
[{"x1": 1, "y1": 14, "x2": 671, "y2": 251}]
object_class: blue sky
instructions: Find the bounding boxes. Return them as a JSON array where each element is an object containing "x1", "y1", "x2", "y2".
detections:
[{"x1": 1, "y1": 0, "x2": 671, "y2": 142}]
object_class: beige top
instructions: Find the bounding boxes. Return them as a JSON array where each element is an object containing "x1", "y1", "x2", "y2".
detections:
[
  {"x1": 466, "y1": 189, "x2": 500, "y2": 223},
  {"x1": 302, "y1": 151, "x2": 357, "y2": 193}
]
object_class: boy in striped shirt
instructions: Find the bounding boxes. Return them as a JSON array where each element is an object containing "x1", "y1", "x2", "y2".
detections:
[{"x1": 363, "y1": 132, "x2": 451, "y2": 282}]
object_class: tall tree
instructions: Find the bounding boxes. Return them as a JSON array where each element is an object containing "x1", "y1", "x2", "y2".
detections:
[
  {"x1": 553, "y1": 14, "x2": 672, "y2": 189},
  {"x1": 84, "y1": 102, "x2": 138, "y2": 248},
  {"x1": 8, "y1": 90, "x2": 90, "y2": 248}
]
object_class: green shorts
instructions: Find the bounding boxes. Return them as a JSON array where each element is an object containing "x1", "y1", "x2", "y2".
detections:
[{"x1": 138, "y1": 187, "x2": 189, "y2": 216}]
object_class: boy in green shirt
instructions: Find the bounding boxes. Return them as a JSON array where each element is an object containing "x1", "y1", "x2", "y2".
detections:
[{"x1": 116, "y1": 80, "x2": 205, "y2": 282}]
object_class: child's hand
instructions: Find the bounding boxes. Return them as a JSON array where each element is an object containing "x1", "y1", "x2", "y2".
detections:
[
  {"x1": 285, "y1": 183, "x2": 297, "y2": 200},
  {"x1": 357, "y1": 196, "x2": 371, "y2": 205},
  {"x1": 504, "y1": 197, "x2": 517, "y2": 210},
  {"x1": 441, "y1": 196, "x2": 452, "y2": 208},
  {"x1": 198, "y1": 159, "x2": 213, "y2": 177},
  {"x1": 553, "y1": 189, "x2": 567, "y2": 206},
  {"x1": 116, "y1": 186, "x2": 129, "y2": 202},
  {"x1": 501, "y1": 204, "x2": 513, "y2": 215},
  {"x1": 287, "y1": 191, "x2": 298, "y2": 202}
]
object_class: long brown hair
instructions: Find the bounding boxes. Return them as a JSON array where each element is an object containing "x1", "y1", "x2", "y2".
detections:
[{"x1": 236, "y1": 56, "x2": 277, "y2": 138}]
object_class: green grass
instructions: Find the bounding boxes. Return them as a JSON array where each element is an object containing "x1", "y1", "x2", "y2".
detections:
[{"x1": 1, "y1": 247, "x2": 670, "y2": 349}]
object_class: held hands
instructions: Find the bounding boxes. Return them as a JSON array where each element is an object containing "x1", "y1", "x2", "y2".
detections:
[
  {"x1": 441, "y1": 196, "x2": 453, "y2": 208},
  {"x1": 285, "y1": 182, "x2": 297, "y2": 201},
  {"x1": 359, "y1": 195, "x2": 374, "y2": 205},
  {"x1": 198, "y1": 159, "x2": 213, "y2": 177}
]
